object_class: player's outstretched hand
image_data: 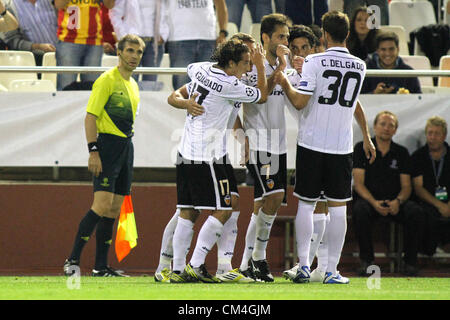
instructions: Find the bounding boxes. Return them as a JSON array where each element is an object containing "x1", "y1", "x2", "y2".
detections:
[
  {"x1": 186, "y1": 93, "x2": 205, "y2": 117},
  {"x1": 251, "y1": 43, "x2": 265, "y2": 67},
  {"x1": 292, "y1": 55, "x2": 305, "y2": 74}
]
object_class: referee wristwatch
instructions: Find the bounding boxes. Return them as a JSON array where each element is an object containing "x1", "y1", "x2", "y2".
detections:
[{"x1": 219, "y1": 29, "x2": 228, "y2": 37}]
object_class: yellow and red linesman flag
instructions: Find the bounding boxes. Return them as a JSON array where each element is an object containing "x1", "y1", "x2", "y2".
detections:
[{"x1": 115, "y1": 195, "x2": 138, "y2": 262}]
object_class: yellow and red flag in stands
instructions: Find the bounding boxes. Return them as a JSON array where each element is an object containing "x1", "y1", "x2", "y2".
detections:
[{"x1": 115, "y1": 195, "x2": 138, "y2": 262}]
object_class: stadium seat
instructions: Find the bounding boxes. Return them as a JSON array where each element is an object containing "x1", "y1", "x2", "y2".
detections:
[
  {"x1": 159, "y1": 53, "x2": 173, "y2": 91},
  {"x1": 8, "y1": 79, "x2": 56, "y2": 92},
  {"x1": 0, "y1": 83, "x2": 7, "y2": 91},
  {"x1": 438, "y1": 55, "x2": 450, "y2": 87},
  {"x1": 250, "y1": 23, "x2": 261, "y2": 44},
  {"x1": 379, "y1": 25, "x2": 409, "y2": 55},
  {"x1": 400, "y1": 55, "x2": 433, "y2": 87},
  {"x1": 41, "y1": 52, "x2": 57, "y2": 88},
  {"x1": 328, "y1": 0, "x2": 343, "y2": 11},
  {"x1": 101, "y1": 54, "x2": 118, "y2": 67},
  {"x1": 0, "y1": 50, "x2": 37, "y2": 88},
  {"x1": 389, "y1": 1, "x2": 436, "y2": 42}
]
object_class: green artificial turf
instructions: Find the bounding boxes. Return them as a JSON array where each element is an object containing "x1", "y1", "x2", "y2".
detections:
[{"x1": 0, "y1": 276, "x2": 449, "y2": 300}]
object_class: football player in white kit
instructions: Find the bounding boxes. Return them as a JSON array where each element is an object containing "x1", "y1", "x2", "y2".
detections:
[
  {"x1": 166, "y1": 39, "x2": 268, "y2": 283},
  {"x1": 154, "y1": 34, "x2": 259, "y2": 283},
  {"x1": 275, "y1": 11, "x2": 376, "y2": 284},
  {"x1": 282, "y1": 24, "x2": 331, "y2": 283},
  {"x1": 237, "y1": 13, "x2": 293, "y2": 282}
]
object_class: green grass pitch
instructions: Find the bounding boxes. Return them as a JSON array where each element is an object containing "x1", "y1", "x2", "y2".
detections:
[{"x1": 0, "y1": 276, "x2": 449, "y2": 300}]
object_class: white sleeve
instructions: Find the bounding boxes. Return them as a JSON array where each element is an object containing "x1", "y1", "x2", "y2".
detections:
[
  {"x1": 222, "y1": 79, "x2": 261, "y2": 104},
  {"x1": 296, "y1": 56, "x2": 316, "y2": 95}
]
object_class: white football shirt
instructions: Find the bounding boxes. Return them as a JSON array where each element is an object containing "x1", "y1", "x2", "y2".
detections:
[
  {"x1": 242, "y1": 59, "x2": 292, "y2": 154},
  {"x1": 178, "y1": 62, "x2": 261, "y2": 162},
  {"x1": 296, "y1": 47, "x2": 366, "y2": 154}
]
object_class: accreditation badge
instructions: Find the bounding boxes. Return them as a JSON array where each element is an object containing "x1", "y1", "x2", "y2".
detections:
[{"x1": 435, "y1": 186, "x2": 448, "y2": 201}]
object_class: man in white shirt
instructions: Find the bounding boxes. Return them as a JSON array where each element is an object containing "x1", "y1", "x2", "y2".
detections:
[
  {"x1": 166, "y1": 39, "x2": 268, "y2": 283},
  {"x1": 110, "y1": 0, "x2": 169, "y2": 83},
  {"x1": 276, "y1": 11, "x2": 376, "y2": 284},
  {"x1": 237, "y1": 13, "x2": 292, "y2": 283},
  {"x1": 167, "y1": 0, "x2": 228, "y2": 90}
]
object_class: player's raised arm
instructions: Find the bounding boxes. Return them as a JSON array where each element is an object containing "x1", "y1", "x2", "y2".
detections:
[
  {"x1": 251, "y1": 43, "x2": 268, "y2": 104},
  {"x1": 275, "y1": 71, "x2": 310, "y2": 110},
  {"x1": 354, "y1": 100, "x2": 376, "y2": 164},
  {"x1": 167, "y1": 85, "x2": 204, "y2": 117}
]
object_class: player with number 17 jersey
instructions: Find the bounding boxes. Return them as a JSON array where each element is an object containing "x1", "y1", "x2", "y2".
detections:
[
  {"x1": 296, "y1": 47, "x2": 366, "y2": 154},
  {"x1": 178, "y1": 61, "x2": 261, "y2": 162}
]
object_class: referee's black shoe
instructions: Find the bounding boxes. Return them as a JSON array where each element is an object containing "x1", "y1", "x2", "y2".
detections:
[
  {"x1": 92, "y1": 266, "x2": 129, "y2": 277},
  {"x1": 249, "y1": 258, "x2": 274, "y2": 282}
]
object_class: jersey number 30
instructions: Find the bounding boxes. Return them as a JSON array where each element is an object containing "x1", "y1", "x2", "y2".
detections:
[{"x1": 318, "y1": 70, "x2": 361, "y2": 108}]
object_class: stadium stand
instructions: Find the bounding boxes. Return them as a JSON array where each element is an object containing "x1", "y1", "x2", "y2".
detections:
[
  {"x1": 101, "y1": 54, "x2": 119, "y2": 67},
  {"x1": 250, "y1": 23, "x2": 261, "y2": 44},
  {"x1": 400, "y1": 55, "x2": 433, "y2": 87},
  {"x1": 41, "y1": 52, "x2": 57, "y2": 88},
  {"x1": 0, "y1": 50, "x2": 37, "y2": 88},
  {"x1": 438, "y1": 55, "x2": 450, "y2": 87},
  {"x1": 8, "y1": 79, "x2": 56, "y2": 92},
  {"x1": 159, "y1": 53, "x2": 173, "y2": 91}
]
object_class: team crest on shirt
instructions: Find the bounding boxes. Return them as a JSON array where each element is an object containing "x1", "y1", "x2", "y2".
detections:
[
  {"x1": 224, "y1": 194, "x2": 231, "y2": 205},
  {"x1": 390, "y1": 159, "x2": 398, "y2": 169},
  {"x1": 266, "y1": 179, "x2": 275, "y2": 189}
]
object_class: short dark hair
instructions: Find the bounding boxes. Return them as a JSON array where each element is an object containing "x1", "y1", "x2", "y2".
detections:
[
  {"x1": 322, "y1": 11, "x2": 350, "y2": 43},
  {"x1": 375, "y1": 31, "x2": 399, "y2": 49},
  {"x1": 288, "y1": 25, "x2": 316, "y2": 48},
  {"x1": 230, "y1": 32, "x2": 256, "y2": 44},
  {"x1": 260, "y1": 13, "x2": 289, "y2": 44},
  {"x1": 215, "y1": 39, "x2": 250, "y2": 68},
  {"x1": 308, "y1": 24, "x2": 323, "y2": 48},
  {"x1": 117, "y1": 34, "x2": 146, "y2": 51}
]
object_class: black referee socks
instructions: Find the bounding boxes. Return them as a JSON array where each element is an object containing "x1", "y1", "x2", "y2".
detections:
[
  {"x1": 69, "y1": 209, "x2": 101, "y2": 262},
  {"x1": 94, "y1": 216, "x2": 115, "y2": 270}
]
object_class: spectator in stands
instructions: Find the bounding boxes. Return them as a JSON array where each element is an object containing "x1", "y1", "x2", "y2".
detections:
[
  {"x1": 353, "y1": 111, "x2": 425, "y2": 276},
  {"x1": 100, "y1": 4, "x2": 116, "y2": 56},
  {"x1": 343, "y1": 0, "x2": 388, "y2": 26},
  {"x1": 285, "y1": 0, "x2": 328, "y2": 27},
  {"x1": 346, "y1": 6, "x2": 378, "y2": 61},
  {"x1": 361, "y1": 31, "x2": 422, "y2": 94},
  {"x1": 167, "y1": 0, "x2": 228, "y2": 90},
  {"x1": 54, "y1": 0, "x2": 115, "y2": 90},
  {"x1": 412, "y1": 116, "x2": 450, "y2": 257},
  {"x1": 110, "y1": 0, "x2": 169, "y2": 85},
  {"x1": 3, "y1": 0, "x2": 57, "y2": 66},
  {"x1": 225, "y1": 0, "x2": 272, "y2": 30},
  {"x1": 0, "y1": 0, "x2": 18, "y2": 33}
]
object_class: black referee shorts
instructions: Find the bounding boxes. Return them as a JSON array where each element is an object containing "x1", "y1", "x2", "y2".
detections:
[
  {"x1": 294, "y1": 145, "x2": 352, "y2": 202},
  {"x1": 93, "y1": 133, "x2": 134, "y2": 196},
  {"x1": 176, "y1": 153, "x2": 234, "y2": 211}
]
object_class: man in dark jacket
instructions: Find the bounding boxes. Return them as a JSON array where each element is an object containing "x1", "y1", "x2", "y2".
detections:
[{"x1": 361, "y1": 31, "x2": 421, "y2": 94}]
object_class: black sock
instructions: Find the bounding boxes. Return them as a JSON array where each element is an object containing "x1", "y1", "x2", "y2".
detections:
[
  {"x1": 69, "y1": 210, "x2": 101, "y2": 261},
  {"x1": 94, "y1": 217, "x2": 115, "y2": 270}
]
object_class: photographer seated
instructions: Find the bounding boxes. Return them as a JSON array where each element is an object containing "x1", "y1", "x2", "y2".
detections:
[
  {"x1": 352, "y1": 111, "x2": 425, "y2": 276},
  {"x1": 361, "y1": 31, "x2": 421, "y2": 94}
]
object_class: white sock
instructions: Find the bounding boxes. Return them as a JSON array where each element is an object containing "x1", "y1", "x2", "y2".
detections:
[
  {"x1": 172, "y1": 216, "x2": 194, "y2": 272},
  {"x1": 217, "y1": 211, "x2": 239, "y2": 274},
  {"x1": 317, "y1": 215, "x2": 329, "y2": 273},
  {"x1": 239, "y1": 213, "x2": 257, "y2": 271},
  {"x1": 156, "y1": 209, "x2": 180, "y2": 273},
  {"x1": 295, "y1": 200, "x2": 316, "y2": 267},
  {"x1": 190, "y1": 216, "x2": 224, "y2": 268},
  {"x1": 252, "y1": 208, "x2": 276, "y2": 261},
  {"x1": 326, "y1": 206, "x2": 347, "y2": 275},
  {"x1": 308, "y1": 213, "x2": 327, "y2": 268}
]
